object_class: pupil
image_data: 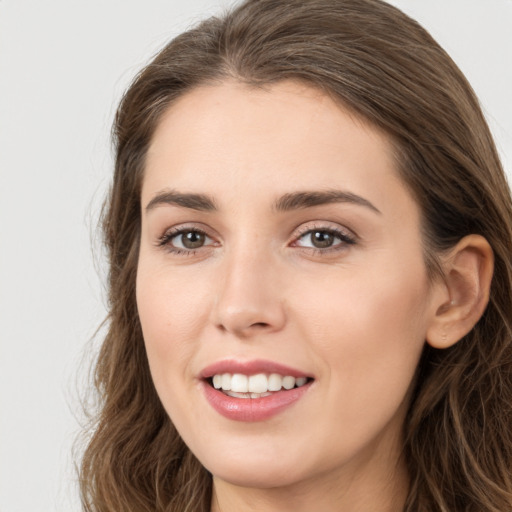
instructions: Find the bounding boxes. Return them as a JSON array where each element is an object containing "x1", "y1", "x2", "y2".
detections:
[
  {"x1": 312, "y1": 231, "x2": 334, "y2": 248},
  {"x1": 182, "y1": 231, "x2": 205, "y2": 249}
]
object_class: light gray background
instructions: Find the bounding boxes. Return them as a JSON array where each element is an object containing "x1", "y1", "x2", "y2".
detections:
[{"x1": 1, "y1": 1, "x2": 511, "y2": 511}]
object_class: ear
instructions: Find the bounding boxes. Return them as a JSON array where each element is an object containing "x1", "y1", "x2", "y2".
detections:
[{"x1": 426, "y1": 234, "x2": 494, "y2": 349}]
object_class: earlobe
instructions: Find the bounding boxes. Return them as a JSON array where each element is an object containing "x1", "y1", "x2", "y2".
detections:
[{"x1": 426, "y1": 235, "x2": 494, "y2": 349}]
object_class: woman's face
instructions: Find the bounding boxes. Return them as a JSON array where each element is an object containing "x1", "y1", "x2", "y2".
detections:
[{"x1": 137, "y1": 81, "x2": 438, "y2": 490}]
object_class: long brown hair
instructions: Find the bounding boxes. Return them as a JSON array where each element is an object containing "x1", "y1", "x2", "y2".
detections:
[{"x1": 79, "y1": 0, "x2": 512, "y2": 510}]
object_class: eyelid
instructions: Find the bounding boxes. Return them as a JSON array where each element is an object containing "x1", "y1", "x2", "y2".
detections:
[{"x1": 293, "y1": 221, "x2": 357, "y2": 239}]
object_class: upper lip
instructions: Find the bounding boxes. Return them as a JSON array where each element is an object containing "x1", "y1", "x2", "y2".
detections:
[{"x1": 200, "y1": 359, "x2": 312, "y2": 379}]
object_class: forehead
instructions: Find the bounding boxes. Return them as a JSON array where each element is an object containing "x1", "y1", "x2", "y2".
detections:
[{"x1": 143, "y1": 80, "x2": 415, "y2": 221}]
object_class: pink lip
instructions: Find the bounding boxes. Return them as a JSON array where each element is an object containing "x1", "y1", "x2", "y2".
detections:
[
  {"x1": 199, "y1": 359, "x2": 314, "y2": 422},
  {"x1": 200, "y1": 359, "x2": 311, "y2": 379},
  {"x1": 201, "y1": 381, "x2": 312, "y2": 422}
]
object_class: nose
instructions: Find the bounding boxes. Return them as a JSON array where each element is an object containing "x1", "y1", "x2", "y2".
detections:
[{"x1": 211, "y1": 247, "x2": 286, "y2": 338}]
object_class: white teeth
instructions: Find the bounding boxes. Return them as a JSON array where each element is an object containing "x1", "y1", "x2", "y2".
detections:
[
  {"x1": 221, "y1": 373, "x2": 232, "y2": 391},
  {"x1": 212, "y1": 372, "x2": 309, "y2": 394},
  {"x1": 212, "y1": 374, "x2": 222, "y2": 389},
  {"x1": 268, "y1": 373, "x2": 283, "y2": 391},
  {"x1": 231, "y1": 373, "x2": 248, "y2": 393},
  {"x1": 225, "y1": 391, "x2": 273, "y2": 399},
  {"x1": 226, "y1": 391, "x2": 250, "y2": 399},
  {"x1": 248, "y1": 373, "x2": 268, "y2": 393},
  {"x1": 282, "y1": 376, "x2": 295, "y2": 390},
  {"x1": 295, "y1": 377, "x2": 307, "y2": 387}
]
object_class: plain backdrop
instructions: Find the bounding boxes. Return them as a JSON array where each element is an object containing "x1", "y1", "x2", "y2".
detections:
[{"x1": 0, "y1": 1, "x2": 511, "y2": 511}]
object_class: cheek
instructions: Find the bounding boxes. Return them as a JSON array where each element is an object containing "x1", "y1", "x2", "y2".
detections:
[
  {"x1": 295, "y1": 263, "x2": 429, "y2": 343},
  {"x1": 291, "y1": 261, "x2": 429, "y2": 424},
  {"x1": 135, "y1": 261, "x2": 212, "y2": 394}
]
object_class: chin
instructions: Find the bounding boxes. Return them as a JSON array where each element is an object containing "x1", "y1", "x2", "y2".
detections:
[
  {"x1": 210, "y1": 461, "x2": 304, "y2": 489},
  {"x1": 193, "y1": 442, "x2": 309, "y2": 489}
]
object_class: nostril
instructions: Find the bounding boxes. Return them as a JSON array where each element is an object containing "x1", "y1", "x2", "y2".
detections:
[{"x1": 251, "y1": 322, "x2": 270, "y2": 328}]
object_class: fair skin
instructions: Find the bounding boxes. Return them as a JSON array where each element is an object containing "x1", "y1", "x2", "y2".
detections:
[{"x1": 136, "y1": 81, "x2": 493, "y2": 512}]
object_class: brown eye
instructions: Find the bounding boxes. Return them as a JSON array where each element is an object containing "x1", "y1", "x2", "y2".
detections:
[
  {"x1": 310, "y1": 231, "x2": 335, "y2": 248},
  {"x1": 159, "y1": 229, "x2": 214, "y2": 252},
  {"x1": 180, "y1": 231, "x2": 206, "y2": 249},
  {"x1": 295, "y1": 227, "x2": 356, "y2": 251}
]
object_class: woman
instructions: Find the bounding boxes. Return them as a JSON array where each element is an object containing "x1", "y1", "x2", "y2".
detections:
[{"x1": 80, "y1": 0, "x2": 512, "y2": 510}]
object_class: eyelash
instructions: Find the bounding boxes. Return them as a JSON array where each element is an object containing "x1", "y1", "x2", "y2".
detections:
[
  {"x1": 156, "y1": 226, "x2": 215, "y2": 256},
  {"x1": 156, "y1": 224, "x2": 357, "y2": 256},
  {"x1": 293, "y1": 225, "x2": 357, "y2": 254}
]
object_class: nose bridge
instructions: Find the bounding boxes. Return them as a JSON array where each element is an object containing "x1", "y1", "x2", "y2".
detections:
[{"x1": 212, "y1": 239, "x2": 286, "y2": 336}]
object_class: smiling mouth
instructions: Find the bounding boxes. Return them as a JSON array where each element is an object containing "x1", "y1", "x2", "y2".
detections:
[{"x1": 206, "y1": 373, "x2": 313, "y2": 399}]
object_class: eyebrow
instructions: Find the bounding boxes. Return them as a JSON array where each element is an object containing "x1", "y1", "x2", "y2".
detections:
[
  {"x1": 145, "y1": 188, "x2": 380, "y2": 215},
  {"x1": 145, "y1": 190, "x2": 217, "y2": 212},
  {"x1": 273, "y1": 190, "x2": 381, "y2": 214}
]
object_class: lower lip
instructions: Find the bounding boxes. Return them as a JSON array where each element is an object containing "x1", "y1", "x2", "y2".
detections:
[{"x1": 201, "y1": 381, "x2": 312, "y2": 422}]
